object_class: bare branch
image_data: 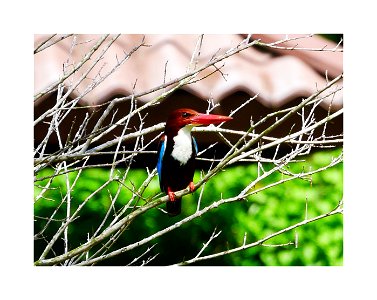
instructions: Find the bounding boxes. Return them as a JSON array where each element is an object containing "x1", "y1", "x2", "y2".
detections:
[
  {"x1": 34, "y1": 34, "x2": 74, "y2": 54},
  {"x1": 34, "y1": 34, "x2": 110, "y2": 102},
  {"x1": 177, "y1": 205, "x2": 342, "y2": 265}
]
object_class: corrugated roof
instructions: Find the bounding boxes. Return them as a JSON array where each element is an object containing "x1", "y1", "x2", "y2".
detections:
[{"x1": 34, "y1": 34, "x2": 343, "y2": 110}]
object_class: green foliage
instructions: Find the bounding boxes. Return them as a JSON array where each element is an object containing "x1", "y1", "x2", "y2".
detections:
[{"x1": 34, "y1": 149, "x2": 342, "y2": 266}]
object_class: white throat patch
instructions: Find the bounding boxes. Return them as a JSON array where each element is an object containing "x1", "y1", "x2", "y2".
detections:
[{"x1": 171, "y1": 125, "x2": 194, "y2": 165}]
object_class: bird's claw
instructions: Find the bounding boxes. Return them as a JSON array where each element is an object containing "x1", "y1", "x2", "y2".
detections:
[
  {"x1": 189, "y1": 182, "x2": 195, "y2": 192},
  {"x1": 167, "y1": 183, "x2": 194, "y2": 202},
  {"x1": 167, "y1": 187, "x2": 176, "y2": 202}
]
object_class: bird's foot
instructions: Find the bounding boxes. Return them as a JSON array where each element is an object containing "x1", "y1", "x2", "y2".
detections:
[
  {"x1": 167, "y1": 187, "x2": 176, "y2": 202},
  {"x1": 189, "y1": 182, "x2": 195, "y2": 192}
]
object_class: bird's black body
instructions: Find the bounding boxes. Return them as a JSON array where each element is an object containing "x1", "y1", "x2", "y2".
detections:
[
  {"x1": 158, "y1": 136, "x2": 197, "y2": 193},
  {"x1": 157, "y1": 134, "x2": 197, "y2": 215}
]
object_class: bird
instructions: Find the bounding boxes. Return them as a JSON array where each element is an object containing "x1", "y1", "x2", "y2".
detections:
[{"x1": 157, "y1": 108, "x2": 232, "y2": 216}]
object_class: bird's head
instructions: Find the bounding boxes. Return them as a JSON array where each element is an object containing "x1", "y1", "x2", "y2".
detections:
[{"x1": 165, "y1": 108, "x2": 233, "y2": 136}]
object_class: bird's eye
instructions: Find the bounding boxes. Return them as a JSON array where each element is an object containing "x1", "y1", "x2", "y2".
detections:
[{"x1": 182, "y1": 112, "x2": 190, "y2": 118}]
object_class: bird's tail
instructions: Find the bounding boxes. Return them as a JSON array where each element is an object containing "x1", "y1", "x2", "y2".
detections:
[{"x1": 166, "y1": 198, "x2": 181, "y2": 216}]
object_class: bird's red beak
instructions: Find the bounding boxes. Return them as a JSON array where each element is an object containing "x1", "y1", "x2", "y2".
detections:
[{"x1": 189, "y1": 113, "x2": 233, "y2": 126}]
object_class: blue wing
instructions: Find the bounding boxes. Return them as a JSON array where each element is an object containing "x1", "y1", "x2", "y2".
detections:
[
  {"x1": 157, "y1": 135, "x2": 166, "y2": 190},
  {"x1": 192, "y1": 136, "x2": 198, "y2": 155}
]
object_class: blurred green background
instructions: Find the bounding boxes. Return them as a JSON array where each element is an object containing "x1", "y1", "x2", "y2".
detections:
[{"x1": 34, "y1": 148, "x2": 342, "y2": 266}]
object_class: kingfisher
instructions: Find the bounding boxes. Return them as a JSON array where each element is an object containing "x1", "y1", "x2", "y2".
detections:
[{"x1": 157, "y1": 108, "x2": 232, "y2": 216}]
